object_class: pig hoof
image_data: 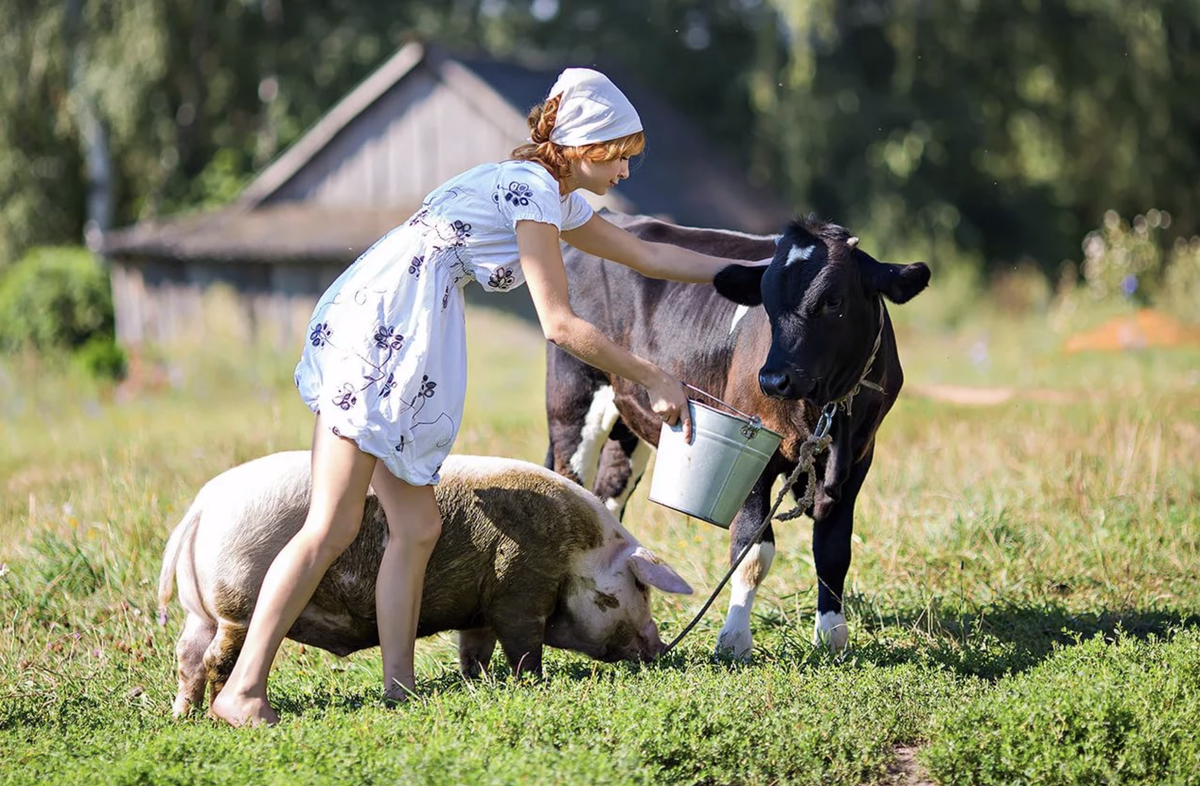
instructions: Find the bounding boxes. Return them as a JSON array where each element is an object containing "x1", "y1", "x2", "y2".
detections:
[
  {"x1": 171, "y1": 696, "x2": 196, "y2": 718},
  {"x1": 714, "y1": 627, "x2": 753, "y2": 660},
  {"x1": 813, "y1": 611, "x2": 849, "y2": 652}
]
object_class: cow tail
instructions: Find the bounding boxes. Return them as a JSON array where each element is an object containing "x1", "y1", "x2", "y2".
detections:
[{"x1": 156, "y1": 494, "x2": 203, "y2": 626}]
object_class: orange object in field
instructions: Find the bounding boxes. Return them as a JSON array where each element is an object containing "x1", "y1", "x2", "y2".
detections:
[{"x1": 1064, "y1": 309, "x2": 1200, "y2": 353}]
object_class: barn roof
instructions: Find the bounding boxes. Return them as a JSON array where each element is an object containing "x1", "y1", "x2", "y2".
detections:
[
  {"x1": 98, "y1": 203, "x2": 416, "y2": 263},
  {"x1": 100, "y1": 41, "x2": 789, "y2": 263}
]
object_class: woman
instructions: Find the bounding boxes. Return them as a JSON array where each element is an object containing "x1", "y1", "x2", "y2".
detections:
[{"x1": 211, "y1": 67, "x2": 749, "y2": 726}]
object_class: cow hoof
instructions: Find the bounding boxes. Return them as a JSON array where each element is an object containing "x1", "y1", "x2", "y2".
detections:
[
  {"x1": 813, "y1": 611, "x2": 849, "y2": 652},
  {"x1": 715, "y1": 627, "x2": 753, "y2": 660}
]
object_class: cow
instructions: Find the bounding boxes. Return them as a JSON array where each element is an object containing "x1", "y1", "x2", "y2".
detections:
[{"x1": 545, "y1": 211, "x2": 929, "y2": 657}]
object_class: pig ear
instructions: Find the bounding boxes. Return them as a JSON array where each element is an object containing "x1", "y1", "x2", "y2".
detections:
[{"x1": 628, "y1": 546, "x2": 693, "y2": 595}]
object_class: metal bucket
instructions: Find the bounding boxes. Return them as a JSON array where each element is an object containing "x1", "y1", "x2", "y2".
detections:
[{"x1": 649, "y1": 398, "x2": 782, "y2": 528}]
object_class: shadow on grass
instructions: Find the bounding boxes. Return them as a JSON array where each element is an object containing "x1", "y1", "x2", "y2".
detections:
[
  {"x1": 747, "y1": 598, "x2": 1200, "y2": 679},
  {"x1": 273, "y1": 601, "x2": 1200, "y2": 715}
]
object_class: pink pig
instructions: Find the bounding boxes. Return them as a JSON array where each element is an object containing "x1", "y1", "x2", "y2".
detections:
[{"x1": 158, "y1": 452, "x2": 692, "y2": 716}]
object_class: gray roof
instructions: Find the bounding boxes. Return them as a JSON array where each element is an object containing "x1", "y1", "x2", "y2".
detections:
[{"x1": 99, "y1": 203, "x2": 417, "y2": 263}]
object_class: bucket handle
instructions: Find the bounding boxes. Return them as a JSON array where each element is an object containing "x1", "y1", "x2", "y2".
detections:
[{"x1": 681, "y1": 382, "x2": 764, "y2": 440}]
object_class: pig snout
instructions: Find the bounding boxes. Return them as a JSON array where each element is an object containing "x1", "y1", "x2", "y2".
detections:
[
  {"x1": 639, "y1": 621, "x2": 666, "y2": 660},
  {"x1": 600, "y1": 620, "x2": 666, "y2": 663}
]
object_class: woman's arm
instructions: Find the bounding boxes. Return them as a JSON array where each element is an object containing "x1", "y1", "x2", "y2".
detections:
[
  {"x1": 561, "y1": 212, "x2": 769, "y2": 283},
  {"x1": 516, "y1": 220, "x2": 692, "y2": 440}
]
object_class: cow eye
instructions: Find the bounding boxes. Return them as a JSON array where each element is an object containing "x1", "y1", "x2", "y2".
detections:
[{"x1": 823, "y1": 297, "x2": 844, "y2": 313}]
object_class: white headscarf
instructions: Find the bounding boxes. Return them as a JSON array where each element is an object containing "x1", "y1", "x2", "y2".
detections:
[{"x1": 545, "y1": 68, "x2": 643, "y2": 147}]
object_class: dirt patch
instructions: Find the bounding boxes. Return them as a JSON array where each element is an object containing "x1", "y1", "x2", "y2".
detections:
[
  {"x1": 1064, "y1": 309, "x2": 1200, "y2": 353},
  {"x1": 873, "y1": 745, "x2": 935, "y2": 786},
  {"x1": 907, "y1": 384, "x2": 1078, "y2": 406}
]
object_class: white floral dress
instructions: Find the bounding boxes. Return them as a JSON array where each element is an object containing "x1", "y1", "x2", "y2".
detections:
[{"x1": 295, "y1": 160, "x2": 594, "y2": 485}]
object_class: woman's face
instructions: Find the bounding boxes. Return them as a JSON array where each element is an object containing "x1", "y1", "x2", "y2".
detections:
[{"x1": 572, "y1": 155, "x2": 632, "y2": 196}]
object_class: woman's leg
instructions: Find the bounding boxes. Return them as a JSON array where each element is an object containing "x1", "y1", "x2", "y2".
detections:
[
  {"x1": 369, "y1": 465, "x2": 443, "y2": 700},
  {"x1": 210, "y1": 416, "x2": 377, "y2": 727}
]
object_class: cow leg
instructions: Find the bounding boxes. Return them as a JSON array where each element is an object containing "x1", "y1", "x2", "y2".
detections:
[
  {"x1": 811, "y1": 448, "x2": 873, "y2": 652},
  {"x1": 715, "y1": 472, "x2": 776, "y2": 659},
  {"x1": 545, "y1": 347, "x2": 616, "y2": 489},
  {"x1": 591, "y1": 419, "x2": 652, "y2": 521},
  {"x1": 203, "y1": 621, "x2": 248, "y2": 704},
  {"x1": 458, "y1": 628, "x2": 497, "y2": 678},
  {"x1": 173, "y1": 612, "x2": 216, "y2": 717}
]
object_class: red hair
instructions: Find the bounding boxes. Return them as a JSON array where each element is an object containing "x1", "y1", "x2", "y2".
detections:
[{"x1": 510, "y1": 95, "x2": 646, "y2": 195}]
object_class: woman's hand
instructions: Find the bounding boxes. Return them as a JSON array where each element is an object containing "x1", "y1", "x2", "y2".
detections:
[{"x1": 643, "y1": 366, "x2": 693, "y2": 444}]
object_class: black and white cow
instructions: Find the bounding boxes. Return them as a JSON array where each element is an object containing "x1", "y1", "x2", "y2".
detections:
[{"x1": 545, "y1": 212, "x2": 929, "y2": 656}]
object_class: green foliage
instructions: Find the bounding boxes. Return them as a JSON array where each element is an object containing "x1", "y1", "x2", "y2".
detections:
[
  {"x1": 1068, "y1": 208, "x2": 1200, "y2": 321},
  {"x1": 1079, "y1": 209, "x2": 1170, "y2": 306},
  {"x1": 755, "y1": 0, "x2": 1200, "y2": 274},
  {"x1": 1160, "y1": 234, "x2": 1200, "y2": 322},
  {"x1": 924, "y1": 631, "x2": 1200, "y2": 785},
  {"x1": 5, "y1": 0, "x2": 1200, "y2": 285},
  {"x1": 0, "y1": 246, "x2": 113, "y2": 352},
  {"x1": 74, "y1": 334, "x2": 127, "y2": 380}
]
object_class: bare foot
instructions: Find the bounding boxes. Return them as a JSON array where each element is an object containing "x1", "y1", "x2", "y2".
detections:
[
  {"x1": 209, "y1": 691, "x2": 279, "y2": 727},
  {"x1": 383, "y1": 678, "x2": 417, "y2": 706}
]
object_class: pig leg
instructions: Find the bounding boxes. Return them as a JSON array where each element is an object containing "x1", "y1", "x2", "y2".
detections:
[
  {"x1": 458, "y1": 628, "x2": 497, "y2": 678},
  {"x1": 716, "y1": 472, "x2": 775, "y2": 660},
  {"x1": 203, "y1": 621, "x2": 248, "y2": 703},
  {"x1": 173, "y1": 613, "x2": 216, "y2": 717},
  {"x1": 491, "y1": 616, "x2": 546, "y2": 678}
]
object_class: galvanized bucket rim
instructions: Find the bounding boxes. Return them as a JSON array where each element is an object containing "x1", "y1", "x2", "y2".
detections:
[{"x1": 687, "y1": 398, "x2": 784, "y2": 442}]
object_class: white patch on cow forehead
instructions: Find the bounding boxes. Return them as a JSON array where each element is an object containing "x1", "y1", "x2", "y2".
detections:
[{"x1": 785, "y1": 243, "x2": 816, "y2": 265}]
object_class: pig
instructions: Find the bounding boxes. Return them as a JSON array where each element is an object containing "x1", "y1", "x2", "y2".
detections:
[{"x1": 158, "y1": 451, "x2": 693, "y2": 716}]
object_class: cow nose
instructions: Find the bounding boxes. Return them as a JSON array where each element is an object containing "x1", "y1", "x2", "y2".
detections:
[{"x1": 759, "y1": 369, "x2": 814, "y2": 399}]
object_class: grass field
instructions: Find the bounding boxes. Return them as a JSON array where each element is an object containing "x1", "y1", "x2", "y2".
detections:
[{"x1": 2, "y1": 292, "x2": 1199, "y2": 785}]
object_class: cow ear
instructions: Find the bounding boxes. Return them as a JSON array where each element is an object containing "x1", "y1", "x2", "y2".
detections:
[
  {"x1": 860, "y1": 257, "x2": 931, "y2": 304},
  {"x1": 628, "y1": 546, "x2": 693, "y2": 595},
  {"x1": 713, "y1": 263, "x2": 765, "y2": 306}
]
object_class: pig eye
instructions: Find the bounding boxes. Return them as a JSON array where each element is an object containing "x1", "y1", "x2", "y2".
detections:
[{"x1": 633, "y1": 578, "x2": 648, "y2": 594}]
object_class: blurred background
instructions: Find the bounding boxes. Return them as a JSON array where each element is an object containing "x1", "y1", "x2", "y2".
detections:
[
  {"x1": 1, "y1": 0, "x2": 1198, "y2": 373},
  {"x1": 3, "y1": 8, "x2": 1200, "y2": 775}
]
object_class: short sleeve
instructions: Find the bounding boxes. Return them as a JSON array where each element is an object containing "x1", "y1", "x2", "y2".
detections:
[
  {"x1": 492, "y1": 163, "x2": 564, "y2": 230},
  {"x1": 560, "y1": 192, "x2": 595, "y2": 231}
]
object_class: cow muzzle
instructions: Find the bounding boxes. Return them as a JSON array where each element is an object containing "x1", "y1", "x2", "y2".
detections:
[{"x1": 758, "y1": 368, "x2": 817, "y2": 400}]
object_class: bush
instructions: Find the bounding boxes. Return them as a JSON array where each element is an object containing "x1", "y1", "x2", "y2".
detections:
[
  {"x1": 73, "y1": 335, "x2": 127, "y2": 381},
  {"x1": 1159, "y1": 235, "x2": 1200, "y2": 322},
  {"x1": 0, "y1": 246, "x2": 114, "y2": 352}
]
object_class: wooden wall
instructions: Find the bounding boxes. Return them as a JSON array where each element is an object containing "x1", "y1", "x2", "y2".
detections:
[
  {"x1": 268, "y1": 67, "x2": 522, "y2": 208},
  {"x1": 111, "y1": 258, "x2": 342, "y2": 349}
]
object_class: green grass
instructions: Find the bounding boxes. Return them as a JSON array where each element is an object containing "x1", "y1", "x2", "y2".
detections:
[
  {"x1": 925, "y1": 630, "x2": 1200, "y2": 785},
  {"x1": 2, "y1": 295, "x2": 1199, "y2": 785}
]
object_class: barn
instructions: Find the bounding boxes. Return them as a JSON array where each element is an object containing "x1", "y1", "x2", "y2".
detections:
[{"x1": 99, "y1": 41, "x2": 789, "y2": 347}]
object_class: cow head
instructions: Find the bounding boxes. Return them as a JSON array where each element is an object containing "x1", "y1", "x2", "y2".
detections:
[{"x1": 714, "y1": 215, "x2": 930, "y2": 403}]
